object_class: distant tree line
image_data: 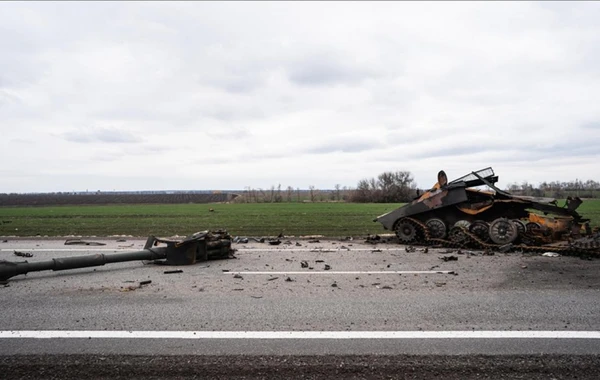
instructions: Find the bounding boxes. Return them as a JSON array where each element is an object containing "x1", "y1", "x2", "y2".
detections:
[
  {"x1": 232, "y1": 184, "x2": 353, "y2": 203},
  {"x1": 506, "y1": 179, "x2": 600, "y2": 199}
]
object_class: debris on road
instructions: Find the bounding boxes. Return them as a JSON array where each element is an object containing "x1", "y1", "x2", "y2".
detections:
[
  {"x1": 405, "y1": 246, "x2": 416, "y2": 253},
  {"x1": 120, "y1": 280, "x2": 151, "y2": 292},
  {"x1": 268, "y1": 239, "x2": 282, "y2": 246},
  {"x1": 301, "y1": 261, "x2": 309, "y2": 268},
  {"x1": 164, "y1": 270, "x2": 184, "y2": 274},
  {"x1": 64, "y1": 239, "x2": 106, "y2": 246},
  {"x1": 285, "y1": 277, "x2": 294, "y2": 282},
  {"x1": 440, "y1": 256, "x2": 458, "y2": 262},
  {"x1": 542, "y1": 252, "x2": 561, "y2": 257},
  {"x1": 267, "y1": 277, "x2": 279, "y2": 281},
  {"x1": 324, "y1": 264, "x2": 332, "y2": 270},
  {"x1": 13, "y1": 251, "x2": 33, "y2": 258},
  {"x1": 308, "y1": 239, "x2": 320, "y2": 243},
  {"x1": 372, "y1": 249, "x2": 382, "y2": 253},
  {"x1": 233, "y1": 274, "x2": 243, "y2": 279}
]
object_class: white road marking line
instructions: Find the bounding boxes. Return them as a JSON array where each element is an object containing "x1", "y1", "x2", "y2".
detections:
[
  {"x1": 225, "y1": 271, "x2": 454, "y2": 275},
  {"x1": 1, "y1": 331, "x2": 599, "y2": 339}
]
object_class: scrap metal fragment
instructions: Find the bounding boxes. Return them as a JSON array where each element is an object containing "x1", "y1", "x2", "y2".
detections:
[
  {"x1": 164, "y1": 269, "x2": 183, "y2": 274},
  {"x1": 542, "y1": 252, "x2": 560, "y2": 257},
  {"x1": 440, "y1": 256, "x2": 458, "y2": 262},
  {"x1": 13, "y1": 251, "x2": 33, "y2": 258},
  {"x1": 300, "y1": 261, "x2": 309, "y2": 268},
  {"x1": 64, "y1": 240, "x2": 106, "y2": 246}
]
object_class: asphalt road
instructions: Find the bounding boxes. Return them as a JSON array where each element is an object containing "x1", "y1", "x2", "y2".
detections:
[{"x1": 1, "y1": 237, "x2": 599, "y2": 378}]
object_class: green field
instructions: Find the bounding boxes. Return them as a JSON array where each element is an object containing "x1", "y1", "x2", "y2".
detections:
[{"x1": 0, "y1": 200, "x2": 598, "y2": 238}]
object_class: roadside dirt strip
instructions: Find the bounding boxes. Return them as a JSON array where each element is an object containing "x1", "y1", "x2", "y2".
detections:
[{"x1": 2, "y1": 354, "x2": 600, "y2": 380}]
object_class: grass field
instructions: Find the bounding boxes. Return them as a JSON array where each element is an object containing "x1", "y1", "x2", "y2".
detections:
[{"x1": 0, "y1": 200, "x2": 598, "y2": 238}]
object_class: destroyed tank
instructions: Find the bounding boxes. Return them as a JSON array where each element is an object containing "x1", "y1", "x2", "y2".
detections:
[{"x1": 374, "y1": 167, "x2": 593, "y2": 248}]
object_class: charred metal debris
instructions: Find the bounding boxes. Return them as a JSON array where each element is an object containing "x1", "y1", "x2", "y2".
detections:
[
  {"x1": 374, "y1": 167, "x2": 600, "y2": 258},
  {"x1": 0, "y1": 230, "x2": 234, "y2": 282}
]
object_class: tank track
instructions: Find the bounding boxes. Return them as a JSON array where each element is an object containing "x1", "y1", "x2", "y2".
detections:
[{"x1": 398, "y1": 217, "x2": 600, "y2": 259}]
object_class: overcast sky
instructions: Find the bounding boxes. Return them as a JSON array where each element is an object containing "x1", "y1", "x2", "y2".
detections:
[{"x1": 1, "y1": 2, "x2": 599, "y2": 193}]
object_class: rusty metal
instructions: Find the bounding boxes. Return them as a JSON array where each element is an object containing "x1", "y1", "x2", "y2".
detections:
[
  {"x1": 0, "y1": 230, "x2": 234, "y2": 282},
  {"x1": 374, "y1": 167, "x2": 598, "y2": 257}
]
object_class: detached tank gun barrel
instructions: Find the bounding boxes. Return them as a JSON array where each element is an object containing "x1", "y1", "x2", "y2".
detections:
[
  {"x1": 0, "y1": 230, "x2": 233, "y2": 283},
  {"x1": 0, "y1": 247, "x2": 169, "y2": 282}
]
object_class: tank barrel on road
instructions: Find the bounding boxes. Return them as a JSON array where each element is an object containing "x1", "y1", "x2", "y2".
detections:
[
  {"x1": 0, "y1": 247, "x2": 169, "y2": 282},
  {"x1": 0, "y1": 230, "x2": 233, "y2": 282}
]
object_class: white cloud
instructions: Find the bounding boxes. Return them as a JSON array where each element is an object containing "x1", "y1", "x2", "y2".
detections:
[{"x1": 0, "y1": 1, "x2": 599, "y2": 192}]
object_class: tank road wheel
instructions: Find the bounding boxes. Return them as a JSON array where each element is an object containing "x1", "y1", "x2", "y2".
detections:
[
  {"x1": 512, "y1": 219, "x2": 526, "y2": 242},
  {"x1": 469, "y1": 220, "x2": 491, "y2": 242},
  {"x1": 394, "y1": 218, "x2": 418, "y2": 243},
  {"x1": 512, "y1": 220, "x2": 526, "y2": 235},
  {"x1": 454, "y1": 220, "x2": 471, "y2": 230},
  {"x1": 425, "y1": 218, "x2": 447, "y2": 239},
  {"x1": 489, "y1": 218, "x2": 518, "y2": 245},
  {"x1": 448, "y1": 226, "x2": 469, "y2": 245}
]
